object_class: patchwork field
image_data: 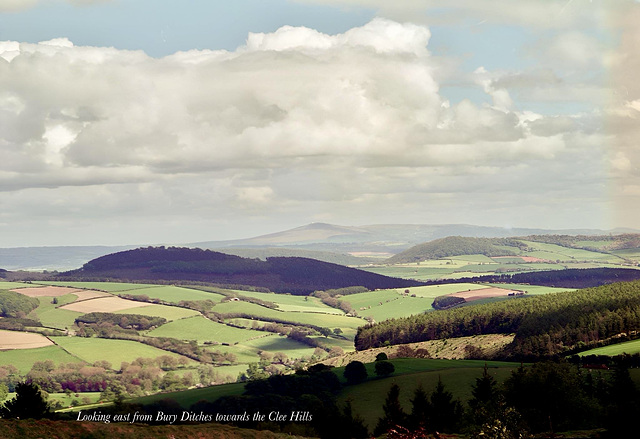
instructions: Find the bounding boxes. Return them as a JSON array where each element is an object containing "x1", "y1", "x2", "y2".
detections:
[
  {"x1": 0, "y1": 329, "x2": 53, "y2": 349},
  {"x1": 60, "y1": 296, "x2": 153, "y2": 313}
]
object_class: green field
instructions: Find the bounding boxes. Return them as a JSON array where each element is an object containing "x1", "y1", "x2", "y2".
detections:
[
  {"x1": 50, "y1": 337, "x2": 193, "y2": 368},
  {"x1": 122, "y1": 285, "x2": 226, "y2": 304},
  {"x1": 146, "y1": 316, "x2": 263, "y2": 344},
  {"x1": 211, "y1": 301, "x2": 364, "y2": 330},
  {"x1": 33, "y1": 281, "x2": 161, "y2": 292},
  {"x1": 578, "y1": 339, "x2": 640, "y2": 356},
  {"x1": 114, "y1": 304, "x2": 200, "y2": 321},
  {"x1": 240, "y1": 334, "x2": 318, "y2": 359},
  {"x1": 228, "y1": 290, "x2": 343, "y2": 314},
  {"x1": 487, "y1": 283, "x2": 573, "y2": 296},
  {"x1": 337, "y1": 358, "x2": 522, "y2": 430},
  {"x1": 34, "y1": 294, "x2": 83, "y2": 329},
  {"x1": 0, "y1": 281, "x2": 33, "y2": 289},
  {"x1": 0, "y1": 345, "x2": 84, "y2": 374},
  {"x1": 519, "y1": 241, "x2": 622, "y2": 263},
  {"x1": 129, "y1": 382, "x2": 246, "y2": 408}
]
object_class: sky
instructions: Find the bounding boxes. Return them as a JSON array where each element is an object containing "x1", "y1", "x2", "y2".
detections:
[{"x1": 0, "y1": 0, "x2": 639, "y2": 247}]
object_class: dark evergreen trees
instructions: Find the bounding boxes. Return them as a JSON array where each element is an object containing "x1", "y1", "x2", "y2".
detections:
[
  {"x1": 429, "y1": 377, "x2": 462, "y2": 433},
  {"x1": 374, "y1": 384, "x2": 407, "y2": 436},
  {"x1": 0, "y1": 382, "x2": 50, "y2": 419}
]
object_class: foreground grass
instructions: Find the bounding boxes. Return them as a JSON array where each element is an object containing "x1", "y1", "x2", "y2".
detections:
[{"x1": 336, "y1": 359, "x2": 522, "y2": 431}]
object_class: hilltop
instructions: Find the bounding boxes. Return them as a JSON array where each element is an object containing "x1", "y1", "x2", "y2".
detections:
[{"x1": 60, "y1": 246, "x2": 424, "y2": 294}]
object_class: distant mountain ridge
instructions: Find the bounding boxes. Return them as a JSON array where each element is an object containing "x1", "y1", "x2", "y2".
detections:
[
  {"x1": 60, "y1": 246, "x2": 424, "y2": 294},
  {"x1": 2, "y1": 223, "x2": 637, "y2": 270}
]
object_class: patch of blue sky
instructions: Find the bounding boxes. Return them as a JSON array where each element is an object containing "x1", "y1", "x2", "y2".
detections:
[
  {"x1": 429, "y1": 22, "x2": 536, "y2": 73},
  {"x1": 0, "y1": 0, "x2": 375, "y2": 57}
]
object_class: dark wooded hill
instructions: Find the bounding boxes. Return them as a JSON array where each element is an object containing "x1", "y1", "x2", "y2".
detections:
[
  {"x1": 59, "y1": 246, "x2": 425, "y2": 294},
  {"x1": 427, "y1": 267, "x2": 640, "y2": 289}
]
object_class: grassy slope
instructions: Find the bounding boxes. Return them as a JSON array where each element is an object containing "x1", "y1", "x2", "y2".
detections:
[
  {"x1": 578, "y1": 338, "x2": 640, "y2": 356},
  {"x1": 123, "y1": 285, "x2": 226, "y2": 303},
  {"x1": 146, "y1": 316, "x2": 264, "y2": 344},
  {"x1": 211, "y1": 301, "x2": 362, "y2": 329},
  {"x1": 226, "y1": 290, "x2": 342, "y2": 314},
  {"x1": 337, "y1": 359, "x2": 521, "y2": 431},
  {"x1": 34, "y1": 294, "x2": 83, "y2": 329},
  {"x1": 113, "y1": 304, "x2": 200, "y2": 321},
  {"x1": 0, "y1": 345, "x2": 84, "y2": 374},
  {"x1": 50, "y1": 337, "x2": 194, "y2": 368}
]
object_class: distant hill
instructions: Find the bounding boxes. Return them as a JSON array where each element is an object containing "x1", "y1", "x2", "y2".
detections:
[
  {"x1": 386, "y1": 236, "x2": 522, "y2": 264},
  {"x1": 3, "y1": 223, "x2": 637, "y2": 271},
  {"x1": 60, "y1": 246, "x2": 424, "y2": 294},
  {"x1": 190, "y1": 222, "x2": 625, "y2": 254},
  {"x1": 214, "y1": 247, "x2": 382, "y2": 266}
]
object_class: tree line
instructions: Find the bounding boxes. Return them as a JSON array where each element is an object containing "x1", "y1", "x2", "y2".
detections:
[{"x1": 356, "y1": 280, "x2": 640, "y2": 360}]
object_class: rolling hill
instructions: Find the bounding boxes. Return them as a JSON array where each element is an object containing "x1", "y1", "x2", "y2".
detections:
[{"x1": 59, "y1": 246, "x2": 425, "y2": 294}]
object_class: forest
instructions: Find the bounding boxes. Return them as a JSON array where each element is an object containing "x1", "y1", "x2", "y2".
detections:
[{"x1": 355, "y1": 280, "x2": 640, "y2": 359}]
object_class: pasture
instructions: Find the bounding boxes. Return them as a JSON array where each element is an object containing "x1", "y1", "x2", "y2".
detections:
[
  {"x1": 578, "y1": 339, "x2": 640, "y2": 357},
  {"x1": 114, "y1": 304, "x2": 200, "y2": 321},
  {"x1": 241, "y1": 334, "x2": 318, "y2": 359},
  {"x1": 212, "y1": 301, "x2": 363, "y2": 329},
  {"x1": 0, "y1": 281, "x2": 32, "y2": 289},
  {"x1": 146, "y1": 315, "x2": 263, "y2": 344},
  {"x1": 227, "y1": 290, "x2": 342, "y2": 314},
  {"x1": 129, "y1": 382, "x2": 245, "y2": 408},
  {"x1": 122, "y1": 285, "x2": 226, "y2": 304},
  {"x1": 0, "y1": 345, "x2": 84, "y2": 374},
  {"x1": 337, "y1": 358, "x2": 522, "y2": 430},
  {"x1": 50, "y1": 337, "x2": 194, "y2": 368},
  {"x1": 34, "y1": 281, "x2": 161, "y2": 292},
  {"x1": 34, "y1": 295, "x2": 83, "y2": 329}
]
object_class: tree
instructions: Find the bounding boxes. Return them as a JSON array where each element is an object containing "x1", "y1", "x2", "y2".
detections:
[
  {"x1": 374, "y1": 384, "x2": 407, "y2": 436},
  {"x1": 0, "y1": 382, "x2": 50, "y2": 419},
  {"x1": 375, "y1": 352, "x2": 388, "y2": 361},
  {"x1": 408, "y1": 384, "x2": 431, "y2": 430},
  {"x1": 374, "y1": 360, "x2": 395, "y2": 377},
  {"x1": 344, "y1": 361, "x2": 367, "y2": 385},
  {"x1": 430, "y1": 377, "x2": 462, "y2": 433},
  {"x1": 469, "y1": 364, "x2": 500, "y2": 412}
]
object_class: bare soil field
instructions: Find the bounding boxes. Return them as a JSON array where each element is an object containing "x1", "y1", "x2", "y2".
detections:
[
  {"x1": 321, "y1": 333, "x2": 515, "y2": 367},
  {"x1": 70, "y1": 290, "x2": 111, "y2": 301},
  {"x1": 450, "y1": 287, "x2": 519, "y2": 301},
  {"x1": 0, "y1": 329, "x2": 54, "y2": 350},
  {"x1": 60, "y1": 296, "x2": 153, "y2": 313},
  {"x1": 10, "y1": 286, "x2": 83, "y2": 297}
]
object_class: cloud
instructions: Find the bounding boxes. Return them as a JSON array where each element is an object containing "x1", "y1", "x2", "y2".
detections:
[{"x1": 0, "y1": 15, "x2": 624, "y2": 245}]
